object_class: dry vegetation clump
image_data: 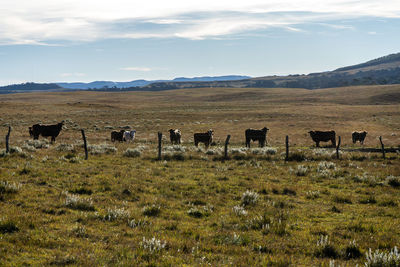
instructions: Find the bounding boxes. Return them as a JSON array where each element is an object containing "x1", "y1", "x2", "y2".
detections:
[
  {"x1": 87, "y1": 143, "x2": 117, "y2": 155},
  {"x1": 64, "y1": 192, "x2": 95, "y2": 211}
]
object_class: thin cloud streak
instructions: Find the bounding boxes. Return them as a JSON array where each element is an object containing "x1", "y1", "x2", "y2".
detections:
[
  {"x1": 120, "y1": 67, "x2": 152, "y2": 71},
  {"x1": 0, "y1": 0, "x2": 399, "y2": 44}
]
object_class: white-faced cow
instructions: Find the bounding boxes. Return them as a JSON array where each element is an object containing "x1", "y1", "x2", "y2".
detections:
[
  {"x1": 169, "y1": 129, "x2": 181, "y2": 144},
  {"x1": 111, "y1": 130, "x2": 125, "y2": 142},
  {"x1": 31, "y1": 122, "x2": 64, "y2": 143},
  {"x1": 352, "y1": 131, "x2": 367, "y2": 144},
  {"x1": 123, "y1": 130, "x2": 136, "y2": 142},
  {"x1": 245, "y1": 127, "x2": 269, "y2": 148},
  {"x1": 194, "y1": 130, "x2": 213, "y2": 148},
  {"x1": 308, "y1": 130, "x2": 336, "y2": 147}
]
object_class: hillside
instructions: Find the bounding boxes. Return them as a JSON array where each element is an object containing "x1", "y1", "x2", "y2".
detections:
[
  {"x1": 0, "y1": 83, "x2": 62, "y2": 94},
  {"x1": 141, "y1": 52, "x2": 400, "y2": 90},
  {"x1": 57, "y1": 75, "x2": 251, "y2": 89}
]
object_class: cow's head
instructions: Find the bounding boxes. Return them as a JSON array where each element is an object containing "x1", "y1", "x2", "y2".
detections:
[
  {"x1": 208, "y1": 129, "x2": 214, "y2": 136},
  {"x1": 169, "y1": 129, "x2": 174, "y2": 134},
  {"x1": 262, "y1": 127, "x2": 269, "y2": 133}
]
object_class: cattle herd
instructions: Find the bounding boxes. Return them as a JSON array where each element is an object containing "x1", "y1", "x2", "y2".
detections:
[{"x1": 27, "y1": 122, "x2": 369, "y2": 149}]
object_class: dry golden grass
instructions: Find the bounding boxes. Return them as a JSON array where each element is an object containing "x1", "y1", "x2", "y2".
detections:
[{"x1": 0, "y1": 85, "x2": 399, "y2": 266}]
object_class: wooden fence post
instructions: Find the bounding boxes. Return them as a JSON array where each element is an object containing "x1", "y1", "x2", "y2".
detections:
[
  {"x1": 5, "y1": 126, "x2": 11, "y2": 153},
  {"x1": 336, "y1": 136, "x2": 341, "y2": 159},
  {"x1": 379, "y1": 136, "x2": 385, "y2": 159},
  {"x1": 158, "y1": 132, "x2": 162, "y2": 160},
  {"x1": 285, "y1": 135, "x2": 289, "y2": 161},
  {"x1": 224, "y1": 135, "x2": 231, "y2": 159},
  {"x1": 81, "y1": 129, "x2": 88, "y2": 160}
]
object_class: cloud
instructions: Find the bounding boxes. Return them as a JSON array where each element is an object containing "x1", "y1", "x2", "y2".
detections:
[
  {"x1": 0, "y1": 0, "x2": 399, "y2": 44},
  {"x1": 120, "y1": 67, "x2": 152, "y2": 71}
]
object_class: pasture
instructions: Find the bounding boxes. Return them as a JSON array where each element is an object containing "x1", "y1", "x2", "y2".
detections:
[{"x1": 0, "y1": 85, "x2": 399, "y2": 266}]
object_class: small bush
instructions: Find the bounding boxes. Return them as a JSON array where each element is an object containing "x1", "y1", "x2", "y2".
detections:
[
  {"x1": 232, "y1": 205, "x2": 248, "y2": 216},
  {"x1": 56, "y1": 143, "x2": 75, "y2": 152},
  {"x1": 386, "y1": 176, "x2": 400, "y2": 188},
  {"x1": 315, "y1": 235, "x2": 338, "y2": 258},
  {"x1": 0, "y1": 181, "x2": 21, "y2": 194},
  {"x1": 187, "y1": 207, "x2": 203, "y2": 218},
  {"x1": 333, "y1": 195, "x2": 352, "y2": 204},
  {"x1": 282, "y1": 188, "x2": 296, "y2": 196},
  {"x1": 241, "y1": 190, "x2": 259, "y2": 206},
  {"x1": 141, "y1": 237, "x2": 167, "y2": 253},
  {"x1": 142, "y1": 205, "x2": 161, "y2": 217},
  {"x1": 364, "y1": 246, "x2": 400, "y2": 267},
  {"x1": 0, "y1": 220, "x2": 19, "y2": 234},
  {"x1": 104, "y1": 207, "x2": 130, "y2": 221},
  {"x1": 344, "y1": 240, "x2": 362, "y2": 259},
  {"x1": 359, "y1": 195, "x2": 377, "y2": 204},
  {"x1": 292, "y1": 165, "x2": 308, "y2": 176},
  {"x1": 64, "y1": 193, "x2": 95, "y2": 211},
  {"x1": 88, "y1": 144, "x2": 117, "y2": 155},
  {"x1": 306, "y1": 190, "x2": 320, "y2": 199},
  {"x1": 287, "y1": 151, "x2": 306, "y2": 161},
  {"x1": 123, "y1": 148, "x2": 141, "y2": 158},
  {"x1": 69, "y1": 187, "x2": 92, "y2": 195}
]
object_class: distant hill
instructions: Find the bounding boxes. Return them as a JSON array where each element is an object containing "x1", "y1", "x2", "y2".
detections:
[
  {"x1": 140, "y1": 52, "x2": 400, "y2": 90},
  {"x1": 57, "y1": 75, "x2": 251, "y2": 89},
  {"x1": 2, "y1": 53, "x2": 400, "y2": 93},
  {"x1": 0, "y1": 82, "x2": 62, "y2": 94}
]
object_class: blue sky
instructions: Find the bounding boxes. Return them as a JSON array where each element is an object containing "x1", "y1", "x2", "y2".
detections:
[{"x1": 0, "y1": 0, "x2": 400, "y2": 85}]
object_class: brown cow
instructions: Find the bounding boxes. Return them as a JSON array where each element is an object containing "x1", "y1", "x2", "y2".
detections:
[
  {"x1": 308, "y1": 130, "x2": 336, "y2": 147},
  {"x1": 111, "y1": 130, "x2": 125, "y2": 142},
  {"x1": 245, "y1": 127, "x2": 269, "y2": 148},
  {"x1": 352, "y1": 131, "x2": 367, "y2": 144},
  {"x1": 194, "y1": 130, "x2": 213, "y2": 148}
]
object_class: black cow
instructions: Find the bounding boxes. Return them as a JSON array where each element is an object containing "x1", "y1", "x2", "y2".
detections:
[
  {"x1": 31, "y1": 122, "x2": 64, "y2": 143},
  {"x1": 308, "y1": 130, "x2": 336, "y2": 147},
  {"x1": 194, "y1": 130, "x2": 213, "y2": 148},
  {"x1": 245, "y1": 127, "x2": 269, "y2": 148},
  {"x1": 169, "y1": 129, "x2": 181, "y2": 144},
  {"x1": 352, "y1": 131, "x2": 367, "y2": 144},
  {"x1": 111, "y1": 130, "x2": 125, "y2": 142},
  {"x1": 29, "y1": 127, "x2": 34, "y2": 138}
]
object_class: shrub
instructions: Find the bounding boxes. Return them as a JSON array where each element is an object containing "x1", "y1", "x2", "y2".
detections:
[
  {"x1": 306, "y1": 190, "x2": 320, "y2": 199},
  {"x1": 128, "y1": 218, "x2": 149, "y2": 228},
  {"x1": 187, "y1": 207, "x2": 203, "y2": 218},
  {"x1": 232, "y1": 205, "x2": 248, "y2": 216},
  {"x1": 25, "y1": 139, "x2": 49, "y2": 149},
  {"x1": 364, "y1": 246, "x2": 400, "y2": 267},
  {"x1": 282, "y1": 188, "x2": 296, "y2": 196},
  {"x1": 142, "y1": 205, "x2": 161, "y2": 217},
  {"x1": 141, "y1": 237, "x2": 167, "y2": 253},
  {"x1": 241, "y1": 190, "x2": 259, "y2": 206},
  {"x1": 88, "y1": 144, "x2": 117, "y2": 155},
  {"x1": 292, "y1": 165, "x2": 308, "y2": 176},
  {"x1": 344, "y1": 240, "x2": 362, "y2": 259},
  {"x1": 104, "y1": 207, "x2": 130, "y2": 221},
  {"x1": 9, "y1": 146, "x2": 22, "y2": 154},
  {"x1": 64, "y1": 193, "x2": 95, "y2": 211},
  {"x1": 287, "y1": 151, "x2": 306, "y2": 161},
  {"x1": 250, "y1": 147, "x2": 277, "y2": 155},
  {"x1": 386, "y1": 176, "x2": 400, "y2": 188},
  {"x1": 0, "y1": 181, "x2": 22, "y2": 194},
  {"x1": 123, "y1": 148, "x2": 141, "y2": 158},
  {"x1": 0, "y1": 220, "x2": 19, "y2": 234},
  {"x1": 56, "y1": 143, "x2": 75, "y2": 152},
  {"x1": 333, "y1": 195, "x2": 352, "y2": 204},
  {"x1": 315, "y1": 235, "x2": 338, "y2": 258}
]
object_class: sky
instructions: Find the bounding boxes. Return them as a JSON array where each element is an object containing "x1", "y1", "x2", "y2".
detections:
[{"x1": 0, "y1": 0, "x2": 400, "y2": 85}]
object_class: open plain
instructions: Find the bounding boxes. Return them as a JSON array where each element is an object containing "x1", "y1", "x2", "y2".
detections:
[{"x1": 0, "y1": 85, "x2": 400, "y2": 266}]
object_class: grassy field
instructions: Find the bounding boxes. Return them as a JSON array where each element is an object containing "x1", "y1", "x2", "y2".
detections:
[{"x1": 0, "y1": 85, "x2": 399, "y2": 266}]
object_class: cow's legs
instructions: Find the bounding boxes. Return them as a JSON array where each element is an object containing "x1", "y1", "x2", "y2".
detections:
[{"x1": 316, "y1": 141, "x2": 320, "y2": 147}]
